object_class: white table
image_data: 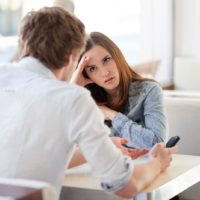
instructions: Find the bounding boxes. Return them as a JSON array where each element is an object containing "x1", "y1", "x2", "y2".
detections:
[{"x1": 63, "y1": 154, "x2": 200, "y2": 200}]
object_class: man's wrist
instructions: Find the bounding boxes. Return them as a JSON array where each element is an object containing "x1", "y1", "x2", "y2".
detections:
[{"x1": 149, "y1": 156, "x2": 161, "y2": 175}]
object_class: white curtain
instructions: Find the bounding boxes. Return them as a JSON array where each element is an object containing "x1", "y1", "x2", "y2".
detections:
[
  {"x1": 140, "y1": 0, "x2": 173, "y2": 83},
  {"x1": 175, "y1": 0, "x2": 200, "y2": 57}
]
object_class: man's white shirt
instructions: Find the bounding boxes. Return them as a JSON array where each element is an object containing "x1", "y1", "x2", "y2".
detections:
[{"x1": 0, "y1": 57, "x2": 133, "y2": 195}]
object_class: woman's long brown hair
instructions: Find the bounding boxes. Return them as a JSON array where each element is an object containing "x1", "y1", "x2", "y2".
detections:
[{"x1": 81, "y1": 32, "x2": 152, "y2": 112}]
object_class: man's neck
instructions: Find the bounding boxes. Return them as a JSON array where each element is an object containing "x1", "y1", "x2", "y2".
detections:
[{"x1": 51, "y1": 66, "x2": 67, "y2": 81}]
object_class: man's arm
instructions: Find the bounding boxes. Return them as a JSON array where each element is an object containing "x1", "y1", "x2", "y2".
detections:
[
  {"x1": 68, "y1": 148, "x2": 86, "y2": 168},
  {"x1": 115, "y1": 156, "x2": 160, "y2": 197},
  {"x1": 68, "y1": 137, "x2": 148, "y2": 169},
  {"x1": 115, "y1": 143, "x2": 176, "y2": 198}
]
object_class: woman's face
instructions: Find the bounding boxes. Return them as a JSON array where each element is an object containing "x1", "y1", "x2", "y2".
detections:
[{"x1": 84, "y1": 45, "x2": 120, "y2": 94}]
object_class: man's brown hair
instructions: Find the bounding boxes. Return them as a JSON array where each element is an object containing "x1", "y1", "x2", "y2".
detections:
[{"x1": 18, "y1": 6, "x2": 86, "y2": 69}]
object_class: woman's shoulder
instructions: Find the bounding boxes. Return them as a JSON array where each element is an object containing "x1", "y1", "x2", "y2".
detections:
[
  {"x1": 129, "y1": 80, "x2": 162, "y2": 99},
  {"x1": 127, "y1": 80, "x2": 163, "y2": 109},
  {"x1": 131, "y1": 80, "x2": 160, "y2": 90}
]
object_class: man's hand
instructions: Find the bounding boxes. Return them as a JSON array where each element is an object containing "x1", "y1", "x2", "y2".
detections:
[
  {"x1": 111, "y1": 137, "x2": 149, "y2": 159},
  {"x1": 149, "y1": 143, "x2": 176, "y2": 172}
]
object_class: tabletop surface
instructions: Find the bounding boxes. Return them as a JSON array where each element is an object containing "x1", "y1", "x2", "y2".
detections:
[{"x1": 63, "y1": 154, "x2": 200, "y2": 199}]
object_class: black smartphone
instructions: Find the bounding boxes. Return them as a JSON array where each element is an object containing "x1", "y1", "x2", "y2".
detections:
[
  {"x1": 122, "y1": 144, "x2": 136, "y2": 149},
  {"x1": 166, "y1": 136, "x2": 180, "y2": 148}
]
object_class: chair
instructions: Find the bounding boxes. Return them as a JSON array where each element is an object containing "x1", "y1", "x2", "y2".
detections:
[
  {"x1": 164, "y1": 96, "x2": 200, "y2": 155},
  {"x1": 164, "y1": 96, "x2": 200, "y2": 200},
  {"x1": 174, "y1": 57, "x2": 200, "y2": 91},
  {"x1": 0, "y1": 178, "x2": 57, "y2": 200},
  {"x1": 132, "y1": 60, "x2": 161, "y2": 78}
]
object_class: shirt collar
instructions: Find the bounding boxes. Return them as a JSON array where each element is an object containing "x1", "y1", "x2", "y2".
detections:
[{"x1": 17, "y1": 56, "x2": 57, "y2": 80}]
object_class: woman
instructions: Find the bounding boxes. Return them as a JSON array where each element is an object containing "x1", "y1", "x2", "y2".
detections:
[{"x1": 73, "y1": 32, "x2": 166, "y2": 149}]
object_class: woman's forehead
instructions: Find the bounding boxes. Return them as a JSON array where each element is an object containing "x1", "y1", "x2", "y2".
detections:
[{"x1": 86, "y1": 45, "x2": 109, "y2": 56}]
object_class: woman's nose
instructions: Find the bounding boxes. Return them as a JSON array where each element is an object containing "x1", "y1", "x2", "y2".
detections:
[{"x1": 101, "y1": 69, "x2": 110, "y2": 76}]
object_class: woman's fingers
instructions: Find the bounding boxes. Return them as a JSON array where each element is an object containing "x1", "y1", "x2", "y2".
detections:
[
  {"x1": 71, "y1": 56, "x2": 94, "y2": 86},
  {"x1": 128, "y1": 148, "x2": 149, "y2": 159},
  {"x1": 77, "y1": 56, "x2": 89, "y2": 72},
  {"x1": 120, "y1": 138, "x2": 128, "y2": 144}
]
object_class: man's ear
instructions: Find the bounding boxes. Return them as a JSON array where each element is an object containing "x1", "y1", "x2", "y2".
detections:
[
  {"x1": 61, "y1": 53, "x2": 78, "y2": 81},
  {"x1": 67, "y1": 53, "x2": 74, "y2": 68}
]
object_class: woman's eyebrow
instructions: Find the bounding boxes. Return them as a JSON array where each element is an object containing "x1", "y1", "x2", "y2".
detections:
[{"x1": 101, "y1": 54, "x2": 110, "y2": 60}]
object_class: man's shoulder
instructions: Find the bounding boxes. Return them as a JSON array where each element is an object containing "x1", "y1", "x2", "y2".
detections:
[
  {"x1": 55, "y1": 82, "x2": 90, "y2": 100},
  {"x1": 0, "y1": 62, "x2": 17, "y2": 69},
  {"x1": 65, "y1": 83, "x2": 89, "y2": 94}
]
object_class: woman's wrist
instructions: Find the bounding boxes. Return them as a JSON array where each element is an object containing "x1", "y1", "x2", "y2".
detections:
[{"x1": 109, "y1": 110, "x2": 118, "y2": 120}]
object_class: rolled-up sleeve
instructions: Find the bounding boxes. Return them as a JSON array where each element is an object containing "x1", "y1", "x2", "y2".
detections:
[
  {"x1": 68, "y1": 91, "x2": 134, "y2": 192},
  {"x1": 101, "y1": 156, "x2": 133, "y2": 192}
]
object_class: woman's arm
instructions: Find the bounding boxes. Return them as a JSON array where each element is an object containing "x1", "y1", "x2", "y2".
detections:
[{"x1": 112, "y1": 83, "x2": 166, "y2": 148}]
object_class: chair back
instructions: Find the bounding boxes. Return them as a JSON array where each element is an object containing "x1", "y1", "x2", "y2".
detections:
[
  {"x1": 0, "y1": 178, "x2": 57, "y2": 200},
  {"x1": 164, "y1": 96, "x2": 200, "y2": 200}
]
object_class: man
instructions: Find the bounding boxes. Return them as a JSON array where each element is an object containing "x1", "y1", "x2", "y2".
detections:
[{"x1": 0, "y1": 7, "x2": 175, "y2": 199}]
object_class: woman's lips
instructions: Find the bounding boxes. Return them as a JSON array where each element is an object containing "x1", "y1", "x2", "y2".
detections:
[{"x1": 105, "y1": 77, "x2": 114, "y2": 83}]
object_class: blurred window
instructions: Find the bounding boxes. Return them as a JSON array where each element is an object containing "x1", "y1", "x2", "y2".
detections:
[
  {"x1": 0, "y1": 0, "x2": 23, "y2": 36},
  {"x1": 0, "y1": 0, "x2": 141, "y2": 64},
  {"x1": 74, "y1": 0, "x2": 141, "y2": 64},
  {"x1": 0, "y1": 0, "x2": 53, "y2": 36}
]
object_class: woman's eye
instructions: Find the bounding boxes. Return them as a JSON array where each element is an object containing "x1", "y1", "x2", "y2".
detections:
[
  {"x1": 88, "y1": 66, "x2": 96, "y2": 72},
  {"x1": 104, "y1": 56, "x2": 111, "y2": 63}
]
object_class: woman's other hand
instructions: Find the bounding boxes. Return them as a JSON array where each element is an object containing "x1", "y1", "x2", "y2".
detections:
[
  {"x1": 98, "y1": 105, "x2": 118, "y2": 120},
  {"x1": 128, "y1": 148, "x2": 149, "y2": 159},
  {"x1": 111, "y1": 137, "x2": 149, "y2": 159}
]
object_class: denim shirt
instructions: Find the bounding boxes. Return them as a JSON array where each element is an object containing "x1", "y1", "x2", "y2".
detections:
[{"x1": 111, "y1": 80, "x2": 166, "y2": 148}]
